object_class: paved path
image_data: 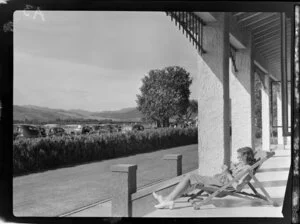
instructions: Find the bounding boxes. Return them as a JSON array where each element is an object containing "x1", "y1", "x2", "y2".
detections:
[{"x1": 13, "y1": 144, "x2": 198, "y2": 216}]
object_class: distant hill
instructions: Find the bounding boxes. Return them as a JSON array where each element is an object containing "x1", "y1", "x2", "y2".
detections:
[
  {"x1": 91, "y1": 108, "x2": 142, "y2": 121},
  {"x1": 13, "y1": 105, "x2": 142, "y2": 122}
]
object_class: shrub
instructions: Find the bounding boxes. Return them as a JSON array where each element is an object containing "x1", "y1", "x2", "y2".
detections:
[{"x1": 13, "y1": 127, "x2": 197, "y2": 176}]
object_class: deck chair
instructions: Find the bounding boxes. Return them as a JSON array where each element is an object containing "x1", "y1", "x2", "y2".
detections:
[{"x1": 185, "y1": 150, "x2": 277, "y2": 210}]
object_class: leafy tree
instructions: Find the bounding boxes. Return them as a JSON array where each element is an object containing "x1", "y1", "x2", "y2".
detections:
[
  {"x1": 175, "y1": 99, "x2": 198, "y2": 124},
  {"x1": 185, "y1": 99, "x2": 198, "y2": 120},
  {"x1": 136, "y1": 66, "x2": 192, "y2": 127}
]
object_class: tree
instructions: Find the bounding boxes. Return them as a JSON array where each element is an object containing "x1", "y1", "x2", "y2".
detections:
[
  {"x1": 175, "y1": 99, "x2": 198, "y2": 125},
  {"x1": 186, "y1": 99, "x2": 198, "y2": 120},
  {"x1": 136, "y1": 66, "x2": 192, "y2": 127}
]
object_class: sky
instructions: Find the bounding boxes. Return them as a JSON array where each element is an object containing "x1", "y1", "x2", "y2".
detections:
[{"x1": 14, "y1": 11, "x2": 200, "y2": 112}]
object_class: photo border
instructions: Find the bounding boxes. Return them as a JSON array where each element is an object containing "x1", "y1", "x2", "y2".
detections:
[{"x1": 0, "y1": 1, "x2": 298, "y2": 223}]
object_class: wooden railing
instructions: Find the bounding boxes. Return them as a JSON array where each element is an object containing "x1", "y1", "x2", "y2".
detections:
[
  {"x1": 165, "y1": 11, "x2": 206, "y2": 55},
  {"x1": 230, "y1": 44, "x2": 239, "y2": 72},
  {"x1": 110, "y1": 153, "x2": 188, "y2": 217},
  {"x1": 166, "y1": 12, "x2": 239, "y2": 72}
]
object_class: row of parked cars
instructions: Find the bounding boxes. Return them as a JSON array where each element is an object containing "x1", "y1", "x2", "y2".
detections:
[{"x1": 13, "y1": 123, "x2": 145, "y2": 140}]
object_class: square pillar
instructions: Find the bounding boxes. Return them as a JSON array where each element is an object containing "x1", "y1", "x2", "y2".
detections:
[
  {"x1": 284, "y1": 101, "x2": 291, "y2": 149},
  {"x1": 229, "y1": 38, "x2": 254, "y2": 161},
  {"x1": 111, "y1": 164, "x2": 137, "y2": 217},
  {"x1": 276, "y1": 87, "x2": 284, "y2": 145},
  {"x1": 163, "y1": 154, "x2": 182, "y2": 177},
  {"x1": 197, "y1": 12, "x2": 230, "y2": 176},
  {"x1": 261, "y1": 75, "x2": 270, "y2": 151}
]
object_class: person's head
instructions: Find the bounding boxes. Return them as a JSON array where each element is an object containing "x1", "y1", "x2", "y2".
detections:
[{"x1": 237, "y1": 147, "x2": 256, "y2": 165}]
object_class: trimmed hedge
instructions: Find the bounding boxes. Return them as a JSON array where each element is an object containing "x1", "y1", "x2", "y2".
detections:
[{"x1": 13, "y1": 127, "x2": 197, "y2": 176}]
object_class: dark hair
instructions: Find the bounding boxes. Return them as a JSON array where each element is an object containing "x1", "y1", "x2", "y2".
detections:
[{"x1": 237, "y1": 147, "x2": 256, "y2": 165}]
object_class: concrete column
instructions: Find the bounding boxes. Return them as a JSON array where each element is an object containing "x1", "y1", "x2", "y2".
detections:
[
  {"x1": 285, "y1": 101, "x2": 291, "y2": 149},
  {"x1": 285, "y1": 55, "x2": 291, "y2": 149},
  {"x1": 229, "y1": 39, "x2": 254, "y2": 161},
  {"x1": 111, "y1": 164, "x2": 137, "y2": 217},
  {"x1": 261, "y1": 75, "x2": 270, "y2": 151},
  {"x1": 163, "y1": 154, "x2": 182, "y2": 177},
  {"x1": 277, "y1": 87, "x2": 284, "y2": 145},
  {"x1": 197, "y1": 12, "x2": 230, "y2": 175}
]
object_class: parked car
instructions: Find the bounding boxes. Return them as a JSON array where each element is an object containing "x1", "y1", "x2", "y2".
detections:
[
  {"x1": 82, "y1": 125, "x2": 93, "y2": 134},
  {"x1": 48, "y1": 127, "x2": 66, "y2": 137},
  {"x1": 63, "y1": 124, "x2": 83, "y2": 135},
  {"x1": 37, "y1": 126, "x2": 47, "y2": 137},
  {"x1": 73, "y1": 125, "x2": 83, "y2": 135},
  {"x1": 13, "y1": 124, "x2": 42, "y2": 139},
  {"x1": 99, "y1": 124, "x2": 120, "y2": 134},
  {"x1": 89, "y1": 125, "x2": 103, "y2": 134},
  {"x1": 132, "y1": 124, "x2": 144, "y2": 131},
  {"x1": 121, "y1": 125, "x2": 133, "y2": 133}
]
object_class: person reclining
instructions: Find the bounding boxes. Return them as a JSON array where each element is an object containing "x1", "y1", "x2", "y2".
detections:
[{"x1": 153, "y1": 146, "x2": 257, "y2": 209}]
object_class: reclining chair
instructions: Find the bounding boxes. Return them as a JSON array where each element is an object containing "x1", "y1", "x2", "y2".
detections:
[{"x1": 185, "y1": 150, "x2": 277, "y2": 210}]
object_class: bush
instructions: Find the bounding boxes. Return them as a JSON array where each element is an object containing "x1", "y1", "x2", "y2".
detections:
[{"x1": 13, "y1": 127, "x2": 198, "y2": 176}]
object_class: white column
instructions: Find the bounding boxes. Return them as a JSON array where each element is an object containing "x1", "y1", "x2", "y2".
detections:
[
  {"x1": 197, "y1": 12, "x2": 230, "y2": 176},
  {"x1": 229, "y1": 41, "x2": 254, "y2": 161},
  {"x1": 261, "y1": 74, "x2": 270, "y2": 151},
  {"x1": 285, "y1": 101, "x2": 291, "y2": 149},
  {"x1": 277, "y1": 87, "x2": 284, "y2": 145}
]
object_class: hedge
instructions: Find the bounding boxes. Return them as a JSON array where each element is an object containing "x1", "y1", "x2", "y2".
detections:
[{"x1": 13, "y1": 127, "x2": 198, "y2": 176}]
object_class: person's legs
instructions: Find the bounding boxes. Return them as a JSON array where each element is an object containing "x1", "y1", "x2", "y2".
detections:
[
  {"x1": 153, "y1": 175, "x2": 193, "y2": 209},
  {"x1": 165, "y1": 175, "x2": 191, "y2": 201},
  {"x1": 153, "y1": 175, "x2": 193, "y2": 203},
  {"x1": 153, "y1": 174, "x2": 223, "y2": 209}
]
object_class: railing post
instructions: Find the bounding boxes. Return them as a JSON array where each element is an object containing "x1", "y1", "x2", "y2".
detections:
[
  {"x1": 111, "y1": 164, "x2": 137, "y2": 217},
  {"x1": 163, "y1": 154, "x2": 182, "y2": 177}
]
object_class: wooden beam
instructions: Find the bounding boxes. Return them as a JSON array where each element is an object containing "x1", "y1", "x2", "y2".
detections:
[
  {"x1": 237, "y1": 12, "x2": 263, "y2": 23},
  {"x1": 254, "y1": 28, "x2": 281, "y2": 41},
  {"x1": 268, "y1": 59, "x2": 281, "y2": 65},
  {"x1": 253, "y1": 29, "x2": 280, "y2": 41},
  {"x1": 265, "y1": 53, "x2": 281, "y2": 61},
  {"x1": 251, "y1": 16, "x2": 279, "y2": 31},
  {"x1": 244, "y1": 13, "x2": 278, "y2": 28},
  {"x1": 255, "y1": 37, "x2": 280, "y2": 48},
  {"x1": 257, "y1": 46, "x2": 281, "y2": 56},
  {"x1": 260, "y1": 51, "x2": 280, "y2": 60},
  {"x1": 253, "y1": 22, "x2": 280, "y2": 36},
  {"x1": 253, "y1": 34, "x2": 280, "y2": 45},
  {"x1": 268, "y1": 61, "x2": 280, "y2": 67},
  {"x1": 260, "y1": 48, "x2": 280, "y2": 57},
  {"x1": 264, "y1": 54, "x2": 280, "y2": 61},
  {"x1": 254, "y1": 33, "x2": 281, "y2": 44},
  {"x1": 233, "y1": 12, "x2": 245, "y2": 16},
  {"x1": 261, "y1": 45, "x2": 280, "y2": 52},
  {"x1": 268, "y1": 57, "x2": 281, "y2": 62}
]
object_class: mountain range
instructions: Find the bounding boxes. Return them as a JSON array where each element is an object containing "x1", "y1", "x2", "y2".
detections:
[{"x1": 13, "y1": 105, "x2": 142, "y2": 122}]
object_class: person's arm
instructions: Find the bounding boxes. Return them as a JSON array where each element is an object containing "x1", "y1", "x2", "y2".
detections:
[
  {"x1": 233, "y1": 165, "x2": 251, "y2": 183},
  {"x1": 229, "y1": 164, "x2": 251, "y2": 189}
]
